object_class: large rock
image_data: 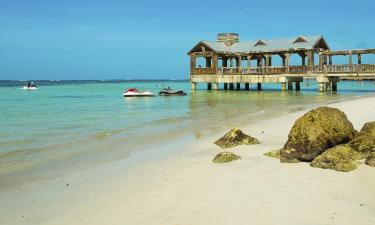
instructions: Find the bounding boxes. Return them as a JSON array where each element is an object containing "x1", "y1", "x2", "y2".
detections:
[
  {"x1": 310, "y1": 144, "x2": 362, "y2": 172},
  {"x1": 365, "y1": 152, "x2": 375, "y2": 167},
  {"x1": 349, "y1": 121, "x2": 375, "y2": 155},
  {"x1": 215, "y1": 128, "x2": 260, "y2": 149},
  {"x1": 280, "y1": 107, "x2": 357, "y2": 162},
  {"x1": 213, "y1": 152, "x2": 241, "y2": 163}
]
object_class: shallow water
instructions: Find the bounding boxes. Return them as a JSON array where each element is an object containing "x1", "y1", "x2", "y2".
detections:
[{"x1": 1, "y1": 80, "x2": 375, "y2": 177}]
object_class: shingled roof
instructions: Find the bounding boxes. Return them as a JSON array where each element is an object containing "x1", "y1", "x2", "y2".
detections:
[{"x1": 188, "y1": 35, "x2": 330, "y2": 54}]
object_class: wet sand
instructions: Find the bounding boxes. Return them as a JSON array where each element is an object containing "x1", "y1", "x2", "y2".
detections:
[{"x1": 1, "y1": 97, "x2": 375, "y2": 225}]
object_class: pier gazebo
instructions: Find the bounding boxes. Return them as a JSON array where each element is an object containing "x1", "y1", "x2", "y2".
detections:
[{"x1": 188, "y1": 33, "x2": 375, "y2": 92}]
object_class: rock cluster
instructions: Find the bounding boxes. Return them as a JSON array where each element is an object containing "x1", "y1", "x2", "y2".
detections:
[
  {"x1": 212, "y1": 128, "x2": 259, "y2": 163},
  {"x1": 213, "y1": 152, "x2": 241, "y2": 163},
  {"x1": 215, "y1": 128, "x2": 260, "y2": 149},
  {"x1": 265, "y1": 107, "x2": 375, "y2": 172}
]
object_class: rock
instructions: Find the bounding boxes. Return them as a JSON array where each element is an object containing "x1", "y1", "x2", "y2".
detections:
[
  {"x1": 359, "y1": 121, "x2": 375, "y2": 136},
  {"x1": 215, "y1": 128, "x2": 260, "y2": 149},
  {"x1": 365, "y1": 152, "x2": 375, "y2": 167},
  {"x1": 349, "y1": 121, "x2": 375, "y2": 155},
  {"x1": 263, "y1": 150, "x2": 281, "y2": 159},
  {"x1": 280, "y1": 107, "x2": 357, "y2": 162},
  {"x1": 310, "y1": 144, "x2": 362, "y2": 172},
  {"x1": 213, "y1": 152, "x2": 241, "y2": 163}
]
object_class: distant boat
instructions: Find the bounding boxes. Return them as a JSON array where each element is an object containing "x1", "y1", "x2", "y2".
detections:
[
  {"x1": 22, "y1": 82, "x2": 38, "y2": 90},
  {"x1": 123, "y1": 88, "x2": 155, "y2": 97},
  {"x1": 158, "y1": 87, "x2": 187, "y2": 96}
]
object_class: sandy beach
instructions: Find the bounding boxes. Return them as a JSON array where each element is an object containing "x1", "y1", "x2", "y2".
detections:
[{"x1": 1, "y1": 96, "x2": 375, "y2": 225}]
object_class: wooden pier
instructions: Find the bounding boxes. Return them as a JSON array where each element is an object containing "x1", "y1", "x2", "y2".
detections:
[{"x1": 188, "y1": 33, "x2": 375, "y2": 92}]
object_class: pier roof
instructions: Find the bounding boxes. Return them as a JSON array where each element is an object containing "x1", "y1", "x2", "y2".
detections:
[{"x1": 188, "y1": 35, "x2": 330, "y2": 54}]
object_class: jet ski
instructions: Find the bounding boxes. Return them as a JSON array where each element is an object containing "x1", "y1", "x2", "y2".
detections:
[
  {"x1": 22, "y1": 82, "x2": 38, "y2": 90},
  {"x1": 123, "y1": 88, "x2": 155, "y2": 97},
  {"x1": 158, "y1": 87, "x2": 187, "y2": 96}
]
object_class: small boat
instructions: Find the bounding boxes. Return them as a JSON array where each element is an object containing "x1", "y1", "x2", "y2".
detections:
[
  {"x1": 158, "y1": 87, "x2": 187, "y2": 96},
  {"x1": 123, "y1": 88, "x2": 155, "y2": 97}
]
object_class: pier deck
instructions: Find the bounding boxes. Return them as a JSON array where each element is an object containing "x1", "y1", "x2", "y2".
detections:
[{"x1": 188, "y1": 33, "x2": 375, "y2": 92}]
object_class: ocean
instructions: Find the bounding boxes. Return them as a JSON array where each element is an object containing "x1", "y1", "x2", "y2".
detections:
[{"x1": 1, "y1": 80, "x2": 375, "y2": 182}]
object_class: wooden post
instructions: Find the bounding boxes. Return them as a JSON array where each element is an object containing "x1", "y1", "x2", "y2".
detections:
[
  {"x1": 318, "y1": 82, "x2": 324, "y2": 92},
  {"x1": 288, "y1": 81, "x2": 293, "y2": 90},
  {"x1": 207, "y1": 83, "x2": 212, "y2": 90},
  {"x1": 332, "y1": 82, "x2": 338, "y2": 92},
  {"x1": 222, "y1": 56, "x2": 228, "y2": 67},
  {"x1": 308, "y1": 50, "x2": 315, "y2": 66},
  {"x1": 284, "y1": 53, "x2": 290, "y2": 72},
  {"x1": 205, "y1": 57, "x2": 212, "y2": 68},
  {"x1": 302, "y1": 55, "x2": 306, "y2": 66},
  {"x1": 245, "y1": 83, "x2": 250, "y2": 90},
  {"x1": 247, "y1": 56, "x2": 251, "y2": 73},
  {"x1": 213, "y1": 83, "x2": 219, "y2": 91},
  {"x1": 325, "y1": 82, "x2": 331, "y2": 92},
  {"x1": 281, "y1": 82, "x2": 286, "y2": 91},
  {"x1": 238, "y1": 56, "x2": 242, "y2": 74},
  {"x1": 192, "y1": 82, "x2": 197, "y2": 90},
  {"x1": 190, "y1": 54, "x2": 196, "y2": 73},
  {"x1": 257, "y1": 55, "x2": 263, "y2": 67},
  {"x1": 212, "y1": 54, "x2": 218, "y2": 73},
  {"x1": 296, "y1": 82, "x2": 301, "y2": 91}
]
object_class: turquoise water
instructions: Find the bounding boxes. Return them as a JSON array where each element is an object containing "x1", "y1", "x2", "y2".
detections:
[{"x1": 1, "y1": 80, "x2": 375, "y2": 175}]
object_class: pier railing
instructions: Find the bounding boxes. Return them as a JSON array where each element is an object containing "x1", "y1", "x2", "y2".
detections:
[{"x1": 191, "y1": 64, "x2": 375, "y2": 76}]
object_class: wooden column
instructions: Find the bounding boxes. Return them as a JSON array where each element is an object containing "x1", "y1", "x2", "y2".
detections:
[
  {"x1": 296, "y1": 82, "x2": 301, "y2": 91},
  {"x1": 190, "y1": 54, "x2": 196, "y2": 73},
  {"x1": 284, "y1": 53, "x2": 290, "y2": 72},
  {"x1": 332, "y1": 82, "x2": 338, "y2": 92},
  {"x1": 325, "y1": 82, "x2": 331, "y2": 92},
  {"x1": 288, "y1": 81, "x2": 293, "y2": 90},
  {"x1": 205, "y1": 57, "x2": 212, "y2": 68},
  {"x1": 318, "y1": 82, "x2": 324, "y2": 92},
  {"x1": 192, "y1": 82, "x2": 197, "y2": 90},
  {"x1": 246, "y1": 55, "x2": 251, "y2": 73},
  {"x1": 212, "y1": 54, "x2": 218, "y2": 73},
  {"x1": 222, "y1": 56, "x2": 228, "y2": 67},
  {"x1": 281, "y1": 82, "x2": 286, "y2": 91},
  {"x1": 319, "y1": 53, "x2": 323, "y2": 65},
  {"x1": 257, "y1": 55, "x2": 263, "y2": 67},
  {"x1": 308, "y1": 50, "x2": 315, "y2": 66},
  {"x1": 238, "y1": 55, "x2": 242, "y2": 73},
  {"x1": 213, "y1": 83, "x2": 219, "y2": 91}
]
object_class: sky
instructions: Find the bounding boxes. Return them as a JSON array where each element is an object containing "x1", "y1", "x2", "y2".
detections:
[{"x1": 0, "y1": 0, "x2": 375, "y2": 80}]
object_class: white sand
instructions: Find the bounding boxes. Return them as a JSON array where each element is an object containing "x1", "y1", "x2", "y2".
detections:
[{"x1": 1, "y1": 97, "x2": 375, "y2": 225}]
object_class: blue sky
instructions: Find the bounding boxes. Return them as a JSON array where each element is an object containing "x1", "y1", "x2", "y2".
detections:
[{"x1": 0, "y1": 0, "x2": 374, "y2": 80}]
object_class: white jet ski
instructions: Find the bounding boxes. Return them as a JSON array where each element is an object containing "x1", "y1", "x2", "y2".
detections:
[
  {"x1": 123, "y1": 88, "x2": 155, "y2": 97},
  {"x1": 22, "y1": 83, "x2": 38, "y2": 90}
]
